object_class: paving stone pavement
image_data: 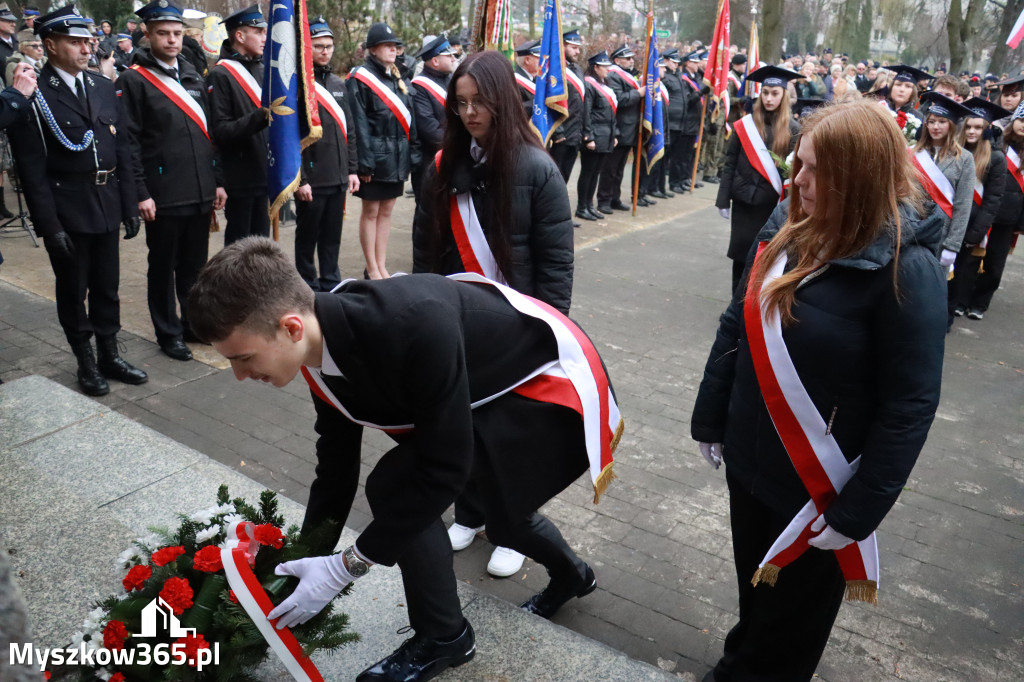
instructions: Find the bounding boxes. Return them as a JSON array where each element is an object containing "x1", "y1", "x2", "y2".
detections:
[{"x1": 1, "y1": 182, "x2": 1022, "y2": 681}]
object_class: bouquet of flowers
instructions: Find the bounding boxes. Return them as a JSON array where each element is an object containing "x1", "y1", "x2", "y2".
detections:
[
  {"x1": 64, "y1": 486, "x2": 357, "y2": 681},
  {"x1": 891, "y1": 108, "x2": 922, "y2": 144}
]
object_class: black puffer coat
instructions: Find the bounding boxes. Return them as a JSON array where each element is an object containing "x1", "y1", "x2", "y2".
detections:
[
  {"x1": 994, "y1": 141, "x2": 1024, "y2": 228},
  {"x1": 411, "y1": 144, "x2": 574, "y2": 313},
  {"x1": 347, "y1": 54, "x2": 419, "y2": 182},
  {"x1": 691, "y1": 200, "x2": 947, "y2": 541},
  {"x1": 964, "y1": 148, "x2": 1006, "y2": 246}
]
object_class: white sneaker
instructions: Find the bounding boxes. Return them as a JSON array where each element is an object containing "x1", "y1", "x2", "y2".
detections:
[
  {"x1": 447, "y1": 523, "x2": 484, "y2": 551},
  {"x1": 487, "y1": 546, "x2": 526, "y2": 577}
]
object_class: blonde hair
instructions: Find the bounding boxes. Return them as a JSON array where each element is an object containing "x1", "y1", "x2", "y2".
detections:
[
  {"x1": 749, "y1": 100, "x2": 923, "y2": 326},
  {"x1": 914, "y1": 112, "x2": 963, "y2": 162},
  {"x1": 957, "y1": 118, "x2": 992, "y2": 183},
  {"x1": 753, "y1": 88, "x2": 794, "y2": 158}
]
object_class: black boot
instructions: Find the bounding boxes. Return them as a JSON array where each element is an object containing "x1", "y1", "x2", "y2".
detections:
[
  {"x1": 521, "y1": 563, "x2": 597, "y2": 619},
  {"x1": 0, "y1": 188, "x2": 13, "y2": 220},
  {"x1": 96, "y1": 336, "x2": 148, "y2": 385},
  {"x1": 71, "y1": 341, "x2": 110, "y2": 396},
  {"x1": 356, "y1": 620, "x2": 476, "y2": 682}
]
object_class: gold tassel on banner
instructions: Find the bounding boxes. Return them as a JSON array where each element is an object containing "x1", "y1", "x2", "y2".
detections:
[
  {"x1": 845, "y1": 580, "x2": 878, "y2": 604},
  {"x1": 751, "y1": 563, "x2": 780, "y2": 587}
]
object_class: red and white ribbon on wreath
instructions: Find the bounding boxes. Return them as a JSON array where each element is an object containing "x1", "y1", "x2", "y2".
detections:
[
  {"x1": 220, "y1": 521, "x2": 325, "y2": 681},
  {"x1": 733, "y1": 114, "x2": 783, "y2": 197},
  {"x1": 908, "y1": 148, "x2": 954, "y2": 219},
  {"x1": 743, "y1": 244, "x2": 880, "y2": 602}
]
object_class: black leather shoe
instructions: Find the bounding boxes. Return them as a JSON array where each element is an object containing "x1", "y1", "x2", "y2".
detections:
[
  {"x1": 596, "y1": 205, "x2": 613, "y2": 214},
  {"x1": 610, "y1": 201, "x2": 630, "y2": 211},
  {"x1": 703, "y1": 176, "x2": 720, "y2": 184},
  {"x1": 636, "y1": 197, "x2": 651, "y2": 207},
  {"x1": 669, "y1": 184, "x2": 686, "y2": 193},
  {"x1": 521, "y1": 564, "x2": 597, "y2": 619},
  {"x1": 160, "y1": 337, "x2": 193, "y2": 362},
  {"x1": 680, "y1": 181, "x2": 692, "y2": 191},
  {"x1": 695, "y1": 181, "x2": 705, "y2": 188},
  {"x1": 586, "y1": 207, "x2": 605, "y2": 220},
  {"x1": 575, "y1": 209, "x2": 597, "y2": 221},
  {"x1": 72, "y1": 342, "x2": 110, "y2": 397},
  {"x1": 356, "y1": 620, "x2": 475, "y2": 682},
  {"x1": 96, "y1": 336, "x2": 149, "y2": 385},
  {"x1": 650, "y1": 191, "x2": 670, "y2": 199},
  {"x1": 663, "y1": 190, "x2": 676, "y2": 198}
]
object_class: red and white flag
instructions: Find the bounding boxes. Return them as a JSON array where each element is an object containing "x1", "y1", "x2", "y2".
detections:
[
  {"x1": 1008, "y1": 8, "x2": 1024, "y2": 49},
  {"x1": 704, "y1": 0, "x2": 731, "y2": 122}
]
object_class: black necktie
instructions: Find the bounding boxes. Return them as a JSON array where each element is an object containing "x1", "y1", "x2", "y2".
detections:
[
  {"x1": 74, "y1": 77, "x2": 87, "y2": 109},
  {"x1": 169, "y1": 67, "x2": 179, "y2": 82}
]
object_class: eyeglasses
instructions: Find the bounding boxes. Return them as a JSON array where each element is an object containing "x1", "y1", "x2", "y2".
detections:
[
  {"x1": 312, "y1": 44, "x2": 334, "y2": 52},
  {"x1": 452, "y1": 99, "x2": 489, "y2": 115}
]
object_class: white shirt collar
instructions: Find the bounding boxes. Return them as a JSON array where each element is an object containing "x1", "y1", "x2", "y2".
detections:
[
  {"x1": 52, "y1": 65, "x2": 85, "y2": 92},
  {"x1": 158, "y1": 56, "x2": 178, "y2": 72},
  {"x1": 470, "y1": 137, "x2": 487, "y2": 163}
]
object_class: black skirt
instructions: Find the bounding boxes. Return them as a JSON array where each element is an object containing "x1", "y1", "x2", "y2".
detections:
[{"x1": 355, "y1": 180, "x2": 404, "y2": 201}]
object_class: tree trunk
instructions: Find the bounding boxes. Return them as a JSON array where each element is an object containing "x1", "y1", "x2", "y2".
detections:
[
  {"x1": 528, "y1": 0, "x2": 536, "y2": 37},
  {"x1": 989, "y1": 0, "x2": 1024, "y2": 75},
  {"x1": 762, "y1": 0, "x2": 784, "y2": 65},
  {"x1": 855, "y1": 0, "x2": 872, "y2": 60}
]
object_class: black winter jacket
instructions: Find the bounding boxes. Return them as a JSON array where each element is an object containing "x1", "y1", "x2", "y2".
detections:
[
  {"x1": 662, "y1": 70, "x2": 686, "y2": 131},
  {"x1": 410, "y1": 64, "x2": 449, "y2": 157},
  {"x1": 995, "y1": 141, "x2": 1024, "y2": 228},
  {"x1": 118, "y1": 49, "x2": 221, "y2": 214},
  {"x1": 555, "y1": 62, "x2": 590, "y2": 146},
  {"x1": 208, "y1": 42, "x2": 269, "y2": 196},
  {"x1": 691, "y1": 200, "x2": 947, "y2": 541},
  {"x1": 964, "y1": 148, "x2": 1005, "y2": 246},
  {"x1": 717, "y1": 114, "x2": 801, "y2": 208},
  {"x1": 301, "y1": 65, "x2": 357, "y2": 190},
  {"x1": 411, "y1": 144, "x2": 574, "y2": 313},
  {"x1": 678, "y1": 70, "x2": 705, "y2": 135},
  {"x1": 347, "y1": 54, "x2": 419, "y2": 183},
  {"x1": 584, "y1": 75, "x2": 618, "y2": 153},
  {"x1": 608, "y1": 66, "x2": 642, "y2": 143}
]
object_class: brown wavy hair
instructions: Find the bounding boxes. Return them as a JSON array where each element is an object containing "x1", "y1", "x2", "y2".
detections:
[
  {"x1": 748, "y1": 100, "x2": 923, "y2": 326},
  {"x1": 753, "y1": 87, "x2": 794, "y2": 158}
]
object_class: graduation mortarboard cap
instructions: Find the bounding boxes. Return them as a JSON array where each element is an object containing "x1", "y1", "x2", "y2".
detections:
[
  {"x1": 35, "y1": 5, "x2": 93, "y2": 38},
  {"x1": 960, "y1": 97, "x2": 1011, "y2": 122},
  {"x1": 746, "y1": 64, "x2": 805, "y2": 88},
  {"x1": 515, "y1": 39, "x2": 540, "y2": 56},
  {"x1": 731, "y1": 53, "x2": 747, "y2": 66},
  {"x1": 889, "y1": 64, "x2": 932, "y2": 84},
  {"x1": 417, "y1": 34, "x2": 455, "y2": 60},
  {"x1": 221, "y1": 4, "x2": 266, "y2": 32},
  {"x1": 308, "y1": 15, "x2": 332, "y2": 39},
  {"x1": 563, "y1": 28, "x2": 583, "y2": 45},
  {"x1": 919, "y1": 91, "x2": 973, "y2": 123},
  {"x1": 0, "y1": 4, "x2": 16, "y2": 22},
  {"x1": 136, "y1": 0, "x2": 184, "y2": 25},
  {"x1": 795, "y1": 98, "x2": 826, "y2": 117},
  {"x1": 994, "y1": 74, "x2": 1024, "y2": 92},
  {"x1": 588, "y1": 50, "x2": 612, "y2": 66},
  {"x1": 610, "y1": 44, "x2": 634, "y2": 60}
]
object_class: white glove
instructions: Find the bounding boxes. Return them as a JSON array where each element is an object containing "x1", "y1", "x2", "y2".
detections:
[
  {"x1": 940, "y1": 248, "x2": 957, "y2": 266},
  {"x1": 267, "y1": 554, "x2": 356, "y2": 629},
  {"x1": 718, "y1": 207, "x2": 731, "y2": 220},
  {"x1": 807, "y1": 514, "x2": 855, "y2": 551},
  {"x1": 699, "y1": 442, "x2": 723, "y2": 469}
]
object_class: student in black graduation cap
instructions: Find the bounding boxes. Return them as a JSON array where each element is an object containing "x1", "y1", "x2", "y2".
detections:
[
  {"x1": 885, "y1": 64, "x2": 931, "y2": 114},
  {"x1": 912, "y1": 91, "x2": 975, "y2": 266},
  {"x1": 948, "y1": 97, "x2": 1010, "y2": 323},
  {"x1": 991, "y1": 74, "x2": 1024, "y2": 129},
  {"x1": 716, "y1": 65, "x2": 802, "y2": 295}
]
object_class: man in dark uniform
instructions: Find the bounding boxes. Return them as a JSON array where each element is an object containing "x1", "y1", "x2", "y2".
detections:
[
  {"x1": 0, "y1": 5, "x2": 17, "y2": 70},
  {"x1": 549, "y1": 29, "x2": 590, "y2": 187},
  {"x1": 18, "y1": 6, "x2": 39, "y2": 32},
  {"x1": 513, "y1": 39, "x2": 539, "y2": 116},
  {"x1": 661, "y1": 49, "x2": 686, "y2": 194},
  {"x1": 293, "y1": 15, "x2": 358, "y2": 292},
  {"x1": 0, "y1": 48, "x2": 37, "y2": 273},
  {"x1": 189, "y1": 238, "x2": 620, "y2": 682},
  {"x1": 597, "y1": 44, "x2": 646, "y2": 212},
  {"x1": 726, "y1": 53, "x2": 746, "y2": 128},
  {"x1": 112, "y1": 32, "x2": 133, "y2": 72},
  {"x1": 672, "y1": 51, "x2": 709, "y2": 192},
  {"x1": 208, "y1": 4, "x2": 270, "y2": 245},
  {"x1": 118, "y1": 0, "x2": 226, "y2": 362},
  {"x1": 8, "y1": 4, "x2": 147, "y2": 397},
  {"x1": 409, "y1": 33, "x2": 456, "y2": 199}
]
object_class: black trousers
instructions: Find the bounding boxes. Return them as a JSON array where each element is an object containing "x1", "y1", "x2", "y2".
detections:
[
  {"x1": 712, "y1": 472, "x2": 846, "y2": 682},
  {"x1": 968, "y1": 221, "x2": 1015, "y2": 313},
  {"x1": 549, "y1": 142, "x2": 579, "y2": 183},
  {"x1": 597, "y1": 143, "x2": 631, "y2": 206},
  {"x1": 294, "y1": 187, "x2": 345, "y2": 291},
  {"x1": 223, "y1": 194, "x2": 270, "y2": 246},
  {"x1": 669, "y1": 133, "x2": 696, "y2": 187},
  {"x1": 47, "y1": 230, "x2": 121, "y2": 346},
  {"x1": 145, "y1": 212, "x2": 210, "y2": 343},
  {"x1": 576, "y1": 150, "x2": 608, "y2": 210}
]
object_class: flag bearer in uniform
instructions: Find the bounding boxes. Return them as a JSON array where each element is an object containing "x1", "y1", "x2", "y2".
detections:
[
  {"x1": 549, "y1": 29, "x2": 591, "y2": 185},
  {"x1": 672, "y1": 51, "x2": 710, "y2": 192},
  {"x1": 577, "y1": 50, "x2": 616, "y2": 221},
  {"x1": 597, "y1": 44, "x2": 646, "y2": 211},
  {"x1": 208, "y1": 4, "x2": 270, "y2": 245},
  {"x1": 188, "y1": 236, "x2": 621, "y2": 682},
  {"x1": 293, "y1": 16, "x2": 358, "y2": 292},
  {"x1": 8, "y1": 4, "x2": 147, "y2": 397},
  {"x1": 118, "y1": 0, "x2": 225, "y2": 363},
  {"x1": 513, "y1": 39, "x2": 539, "y2": 116},
  {"x1": 409, "y1": 34, "x2": 456, "y2": 199}
]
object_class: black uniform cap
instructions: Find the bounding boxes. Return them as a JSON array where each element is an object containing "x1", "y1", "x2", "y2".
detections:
[
  {"x1": 610, "y1": 44, "x2": 634, "y2": 60},
  {"x1": 919, "y1": 91, "x2": 974, "y2": 123},
  {"x1": 221, "y1": 4, "x2": 266, "y2": 32},
  {"x1": 515, "y1": 39, "x2": 540, "y2": 56},
  {"x1": 309, "y1": 15, "x2": 332, "y2": 39},
  {"x1": 0, "y1": 4, "x2": 16, "y2": 22},
  {"x1": 563, "y1": 29, "x2": 583, "y2": 46},
  {"x1": 745, "y1": 65, "x2": 805, "y2": 88},
  {"x1": 35, "y1": 4, "x2": 93, "y2": 38},
  {"x1": 135, "y1": 0, "x2": 184, "y2": 25},
  {"x1": 417, "y1": 34, "x2": 455, "y2": 60},
  {"x1": 960, "y1": 97, "x2": 1011, "y2": 122},
  {"x1": 731, "y1": 53, "x2": 747, "y2": 66},
  {"x1": 587, "y1": 50, "x2": 612, "y2": 66}
]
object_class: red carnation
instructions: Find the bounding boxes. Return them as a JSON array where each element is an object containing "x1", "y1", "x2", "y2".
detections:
[
  {"x1": 102, "y1": 620, "x2": 130, "y2": 651},
  {"x1": 896, "y1": 110, "x2": 908, "y2": 129},
  {"x1": 110, "y1": 674, "x2": 125, "y2": 682},
  {"x1": 192, "y1": 545, "x2": 223, "y2": 573},
  {"x1": 159, "y1": 576, "x2": 194, "y2": 615},
  {"x1": 174, "y1": 633, "x2": 211, "y2": 668},
  {"x1": 151, "y1": 546, "x2": 186, "y2": 567},
  {"x1": 253, "y1": 524, "x2": 284, "y2": 549},
  {"x1": 228, "y1": 590, "x2": 238, "y2": 604},
  {"x1": 122, "y1": 564, "x2": 152, "y2": 592}
]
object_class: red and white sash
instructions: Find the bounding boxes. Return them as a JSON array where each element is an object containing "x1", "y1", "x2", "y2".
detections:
[
  {"x1": 565, "y1": 68, "x2": 585, "y2": 100},
  {"x1": 130, "y1": 64, "x2": 208, "y2": 139},
  {"x1": 221, "y1": 521, "x2": 325, "y2": 681},
  {"x1": 659, "y1": 82, "x2": 669, "y2": 106},
  {"x1": 1006, "y1": 146, "x2": 1024, "y2": 194},
  {"x1": 733, "y1": 114, "x2": 783, "y2": 196},
  {"x1": 586, "y1": 76, "x2": 617, "y2": 113},
  {"x1": 313, "y1": 81, "x2": 347, "y2": 142},
  {"x1": 411, "y1": 75, "x2": 447, "y2": 107},
  {"x1": 217, "y1": 58, "x2": 262, "y2": 107},
  {"x1": 514, "y1": 72, "x2": 536, "y2": 95},
  {"x1": 351, "y1": 66, "x2": 412, "y2": 139},
  {"x1": 908, "y1": 148, "x2": 954, "y2": 219},
  {"x1": 609, "y1": 65, "x2": 639, "y2": 90},
  {"x1": 973, "y1": 183, "x2": 984, "y2": 207},
  {"x1": 300, "y1": 276, "x2": 624, "y2": 501},
  {"x1": 744, "y1": 244, "x2": 880, "y2": 603},
  {"x1": 681, "y1": 72, "x2": 704, "y2": 104},
  {"x1": 450, "y1": 192, "x2": 503, "y2": 282},
  {"x1": 727, "y1": 71, "x2": 742, "y2": 92}
]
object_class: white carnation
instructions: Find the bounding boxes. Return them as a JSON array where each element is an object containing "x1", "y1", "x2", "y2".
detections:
[{"x1": 195, "y1": 524, "x2": 221, "y2": 544}]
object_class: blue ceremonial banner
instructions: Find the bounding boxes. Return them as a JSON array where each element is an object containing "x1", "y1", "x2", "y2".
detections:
[
  {"x1": 530, "y1": 0, "x2": 569, "y2": 145},
  {"x1": 643, "y1": 18, "x2": 665, "y2": 172},
  {"x1": 264, "y1": 0, "x2": 321, "y2": 223}
]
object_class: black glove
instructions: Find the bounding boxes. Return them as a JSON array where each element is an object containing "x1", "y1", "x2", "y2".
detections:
[
  {"x1": 123, "y1": 217, "x2": 140, "y2": 240},
  {"x1": 44, "y1": 231, "x2": 76, "y2": 263},
  {"x1": 700, "y1": 84, "x2": 712, "y2": 96}
]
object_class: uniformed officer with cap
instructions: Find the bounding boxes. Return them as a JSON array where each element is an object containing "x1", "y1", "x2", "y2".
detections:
[
  {"x1": 0, "y1": 5, "x2": 18, "y2": 75},
  {"x1": 118, "y1": 0, "x2": 226, "y2": 361},
  {"x1": 208, "y1": 3, "x2": 271, "y2": 244},
  {"x1": 8, "y1": 4, "x2": 147, "y2": 397},
  {"x1": 19, "y1": 5, "x2": 39, "y2": 32},
  {"x1": 113, "y1": 32, "x2": 134, "y2": 71},
  {"x1": 293, "y1": 15, "x2": 358, "y2": 292},
  {"x1": 672, "y1": 50, "x2": 710, "y2": 191},
  {"x1": 549, "y1": 29, "x2": 592, "y2": 189},
  {"x1": 596, "y1": 44, "x2": 647, "y2": 211},
  {"x1": 514, "y1": 39, "x2": 540, "y2": 115},
  {"x1": 409, "y1": 33, "x2": 456, "y2": 198}
]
